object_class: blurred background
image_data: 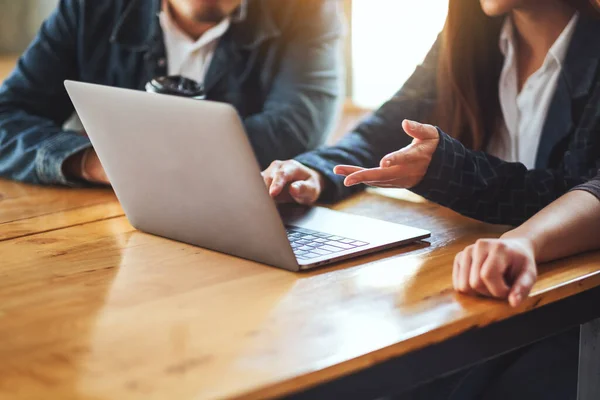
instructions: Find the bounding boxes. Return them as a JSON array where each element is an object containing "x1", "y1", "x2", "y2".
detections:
[
  {"x1": 0, "y1": 0, "x2": 59, "y2": 53},
  {"x1": 0, "y1": 0, "x2": 447, "y2": 114}
]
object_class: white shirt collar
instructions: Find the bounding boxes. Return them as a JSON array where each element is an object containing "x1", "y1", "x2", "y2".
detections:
[
  {"x1": 548, "y1": 12, "x2": 579, "y2": 66},
  {"x1": 499, "y1": 16, "x2": 514, "y2": 58},
  {"x1": 159, "y1": 3, "x2": 231, "y2": 52},
  {"x1": 499, "y1": 12, "x2": 579, "y2": 68},
  {"x1": 491, "y1": 11, "x2": 580, "y2": 169}
]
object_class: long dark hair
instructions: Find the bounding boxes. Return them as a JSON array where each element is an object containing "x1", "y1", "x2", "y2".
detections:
[{"x1": 434, "y1": 0, "x2": 600, "y2": 151}]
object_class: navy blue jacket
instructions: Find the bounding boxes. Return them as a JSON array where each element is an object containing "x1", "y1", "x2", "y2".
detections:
[
  {"x1": 0, "y1": 0, "x2": 343, "y2": 185},
  {"x1": 297, "y1": 15, "x2": 600, "y2": 226}
]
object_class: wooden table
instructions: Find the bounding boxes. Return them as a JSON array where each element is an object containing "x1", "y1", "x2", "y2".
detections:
[{"x1": 1, "y1": 179, "x2": 600, "y2": 399}]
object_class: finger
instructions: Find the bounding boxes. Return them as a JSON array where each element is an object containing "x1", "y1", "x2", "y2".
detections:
[
  {"x1": 402, "y1": 119, "x2": 439, "y2": 141},
  {"x1": 263, "y1": 160, "x2": 281, "y2": 177},
  {"x1": 344, "y1": 165, "x2": 406, "y2": 186},
  {"x1": 270, "y1": 163, "x2": 305, "y2": 197},
  {"x1": 453, "y1": 252, "x2": 461, "y2": 290},
  {"x1": 362, "y1": 182, "x2": 404, "y2": 188},
  {"x1": 265, "y1": 162, "x2": 285, "y2": 196},
  {"x1": 469, "y1": 241, "x2": 492, "y2": 297},
  {"x1": 457, "y1": 247, "x2": 474, "y2": 294},
  {"x1": 480, "y1": 247, "x2": 511, "y2": 299},
  {"x1": 508, "y1": 260, "x2": 537, "y2": 307},
  {"x1": 269, "y1": 169, "x2": 287, "y2": 197},
  {"x1": 265, "y1": 176, "x2": 274, "y2": 190},
  {"x1": 380, "y1": 147, "x2": 416, "y2": 168},
  {"x1": 289, "y1": 181, "x2": 319, "y2": 205},
  {"x1": 262, "y1": 170, "x2": 274, "y2": 190},
  {"x1": 333, "y1": 165, "x2": 365, "y2": 176}
]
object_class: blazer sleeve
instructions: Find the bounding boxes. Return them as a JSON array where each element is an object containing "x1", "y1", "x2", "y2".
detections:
[
  {"x1": 243, "y1": 0, "x2": 344, "y2": 170},
  {"x1": 295, "y1": 36, "x2": 441, "y2": 202},
  {"x1": 410, "y1": 130, "x2": 600, "y2": 226},
  {"x1": 571, "y1": 169, "x2": 600, "y2": 201}
]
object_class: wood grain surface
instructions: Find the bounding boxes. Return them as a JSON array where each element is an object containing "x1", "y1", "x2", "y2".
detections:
[{"x1": 1, "y1": 182, "x2": 599, "y2": 400}]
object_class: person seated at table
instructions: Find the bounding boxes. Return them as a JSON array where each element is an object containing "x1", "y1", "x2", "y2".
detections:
[
  {"x1": 263, "y1": 0, "x2": 600, "y2": 228},
  {"x1": 263, "y1": 0, "x2": 599, "y2": 399},
  {"x1": 0, "y1": 0, "x2": 343, "y2": 186},
  {"x1": 454, "y1": 170, "x2": 600, "y2": 307},
  {"x1": 437, "y1": 173, "x2": 600, "y2": 400}
]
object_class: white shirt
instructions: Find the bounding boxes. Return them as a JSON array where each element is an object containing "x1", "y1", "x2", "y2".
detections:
[
  {"x1": 487, "y1": 13, "x2": 579, "y2": 169},
  {"x1": 159, "y1": 6, "x2": 231, "y2": 83}
]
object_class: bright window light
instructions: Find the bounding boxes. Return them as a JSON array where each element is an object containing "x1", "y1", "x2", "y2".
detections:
[{"x1": 351, "y1": 0, "x2": 448, "y2": 109}]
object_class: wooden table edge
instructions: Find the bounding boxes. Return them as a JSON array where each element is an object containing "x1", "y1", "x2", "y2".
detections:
[{"x1": 233, "y1": 270, "x2": 600, "y2": 400}]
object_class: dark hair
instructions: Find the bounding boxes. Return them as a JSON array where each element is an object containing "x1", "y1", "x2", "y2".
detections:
[{"x1": 434, "y1": 0, "x2": 600, "y2": 151}]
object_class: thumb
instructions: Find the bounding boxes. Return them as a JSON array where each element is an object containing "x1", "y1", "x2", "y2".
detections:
[
  {"x1": 508, "y1": 261, "x2": 536, "y2": 307},
  {"x1": 289, "y1": 181, "x2": 318, "y2": 205},
  {"x1": 402, "y1": 119, "x2": 439, "y2": 141}
]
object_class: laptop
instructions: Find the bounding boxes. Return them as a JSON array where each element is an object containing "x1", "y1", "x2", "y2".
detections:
[{"x1": 64, "y1": 81, "x2": 430, "y2": 271}]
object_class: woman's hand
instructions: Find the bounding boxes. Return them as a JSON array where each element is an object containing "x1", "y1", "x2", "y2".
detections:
[
  {"x1": 333, "y1": 119, "x2": 439, "y2": 189},
  {"x1": 453, "y1": 238, "x2": 538, "y2": 307}
]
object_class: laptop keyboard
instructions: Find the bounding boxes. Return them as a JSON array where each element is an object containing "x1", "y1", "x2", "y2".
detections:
[{"x1": 285, "y1": 226, "x2": 369, "y2": 260}]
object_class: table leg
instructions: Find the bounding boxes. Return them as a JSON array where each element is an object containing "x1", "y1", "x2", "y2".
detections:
[{"x1": 578, "y1": 318, "x2": 600, "y2": 400}]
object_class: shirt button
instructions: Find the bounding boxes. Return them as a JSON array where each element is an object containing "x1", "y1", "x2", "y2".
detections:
[{"x1": 158, "y1": 58, "x2": 166, "y2": 67}]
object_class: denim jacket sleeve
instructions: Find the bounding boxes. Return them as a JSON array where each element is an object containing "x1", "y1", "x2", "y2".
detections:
[
  {"x1": 0, "y1": 0, "x2": 92, "y2": 186},
  {"x1": 244, "y1": 0, "x2": 344, "y2": 170},
  {"x1": 294, "y1": 37, "x2": 440, "y2": 201}
]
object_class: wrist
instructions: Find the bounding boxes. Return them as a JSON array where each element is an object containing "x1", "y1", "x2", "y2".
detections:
[
  {"x1": 500, "y1": 230, "x2": 538, "y2": 260},
  {"x1": 62, "y1": 149, "x2": 87, "y2": 181}
]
